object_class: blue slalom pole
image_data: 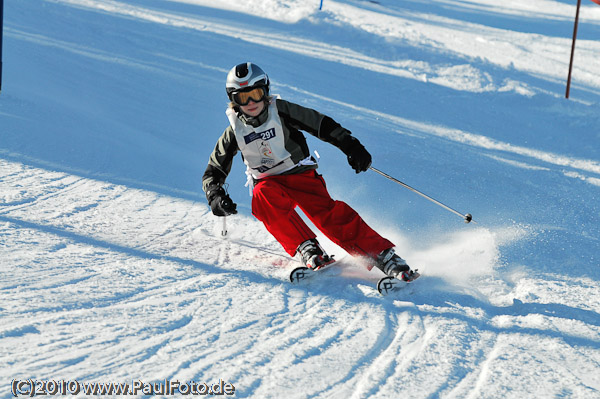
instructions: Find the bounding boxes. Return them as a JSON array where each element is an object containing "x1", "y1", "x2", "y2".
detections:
[
  {"x1": 319, "y1": 0, "x2": 323, "y2": 11},
  {"x1": 1, "y1": 0, "x2": 4, "y2": 93}
]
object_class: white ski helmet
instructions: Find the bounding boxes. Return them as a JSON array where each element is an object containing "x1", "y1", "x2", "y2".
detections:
[{"x1": 226, "y1": 62, "x2": 270, "y2": 103}]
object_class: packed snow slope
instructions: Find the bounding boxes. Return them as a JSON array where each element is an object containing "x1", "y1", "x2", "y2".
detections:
[{"x1": 1, "y1": 0, "x2": 599, "y2": 398}]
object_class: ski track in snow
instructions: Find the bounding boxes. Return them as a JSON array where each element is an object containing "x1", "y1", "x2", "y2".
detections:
[
  {"x1": 2, "y1": 158, "x2": 599, "y2": 398},
  {"x1": 49, "y1": 0, "x2": 600, "y2": 96}
]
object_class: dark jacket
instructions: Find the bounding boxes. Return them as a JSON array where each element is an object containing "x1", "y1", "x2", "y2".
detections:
[{"x1": 202, "y1": 98, "x2": 362, "y2": 194}]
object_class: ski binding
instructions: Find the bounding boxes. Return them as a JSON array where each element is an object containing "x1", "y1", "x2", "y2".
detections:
[{"x1": 377, "y1": 269, "x2": 420, "y2": 295}]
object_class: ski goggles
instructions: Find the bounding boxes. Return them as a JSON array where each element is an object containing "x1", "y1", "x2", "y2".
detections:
[{"x1": 233, "y1": 87, "x2": 266, "y2": 106}]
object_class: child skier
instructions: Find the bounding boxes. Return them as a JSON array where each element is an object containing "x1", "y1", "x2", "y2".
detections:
[{"x1": 203, "y1": 62, "x2": 416, "y2": 281}]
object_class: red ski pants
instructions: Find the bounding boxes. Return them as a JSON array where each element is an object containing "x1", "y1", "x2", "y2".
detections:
[{"x1": 251, "y1": 170, "x2": 394, "y2": 267}]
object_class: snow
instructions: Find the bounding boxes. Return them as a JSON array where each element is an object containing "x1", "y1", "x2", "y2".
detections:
[{"x1": 1, "y1": 0, "x2": 599, "y2": 397}]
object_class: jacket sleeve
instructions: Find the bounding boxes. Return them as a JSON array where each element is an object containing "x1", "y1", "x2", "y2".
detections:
[
  {"x1": 276, "y1": 98, "x2": 363, "y2": 155},
  {"x1": 202, "y1": 126, "x2": 239, "y2": 196}
]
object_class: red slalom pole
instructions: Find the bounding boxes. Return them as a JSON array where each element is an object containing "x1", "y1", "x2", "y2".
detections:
[{"x1": 566, "y1": 0, "x2": 582, "y2": 99}]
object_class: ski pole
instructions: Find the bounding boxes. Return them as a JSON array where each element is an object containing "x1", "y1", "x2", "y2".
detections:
[
  {"x1": 220, "y1": 194, "x2": 235, "y2": 237},
  {"x1": 369, "y1": 166, "x2": 475, "y2": 224},
  {"x1": 221, "y1": 216, "x2": 228, "y2": 236}
]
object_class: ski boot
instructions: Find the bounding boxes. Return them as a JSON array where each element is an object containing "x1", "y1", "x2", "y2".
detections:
[
  {"x1": 376, "y1": 248, "x2": 418, "y2": 282},
  {"x1": 297, "y1": 239, "x2": 334, "y2": 270}
]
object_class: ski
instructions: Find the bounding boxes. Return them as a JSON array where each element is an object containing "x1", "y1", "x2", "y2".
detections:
[
  {"x1": 290, "y1": 257, "x2": 421, "y2": 296},
  {"x1": 377, "y1": 270, "x2": 421, "y2": 295},
  {"x1": 289, "y1": 256, "x2": 337, "y2": 283}
]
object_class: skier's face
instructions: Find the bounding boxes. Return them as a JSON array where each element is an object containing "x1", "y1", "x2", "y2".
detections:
[{"x1": 240, "y1": 99, "x2": 265, "y2": 117}]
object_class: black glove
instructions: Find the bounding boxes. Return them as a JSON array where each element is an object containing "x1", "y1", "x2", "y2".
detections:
[
  {"x1": 345, "y1": 140, "x2": 372, "y2": 173},
  {"x1": 206, "y1": 185, "x2": 238, "y2": 217}
]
